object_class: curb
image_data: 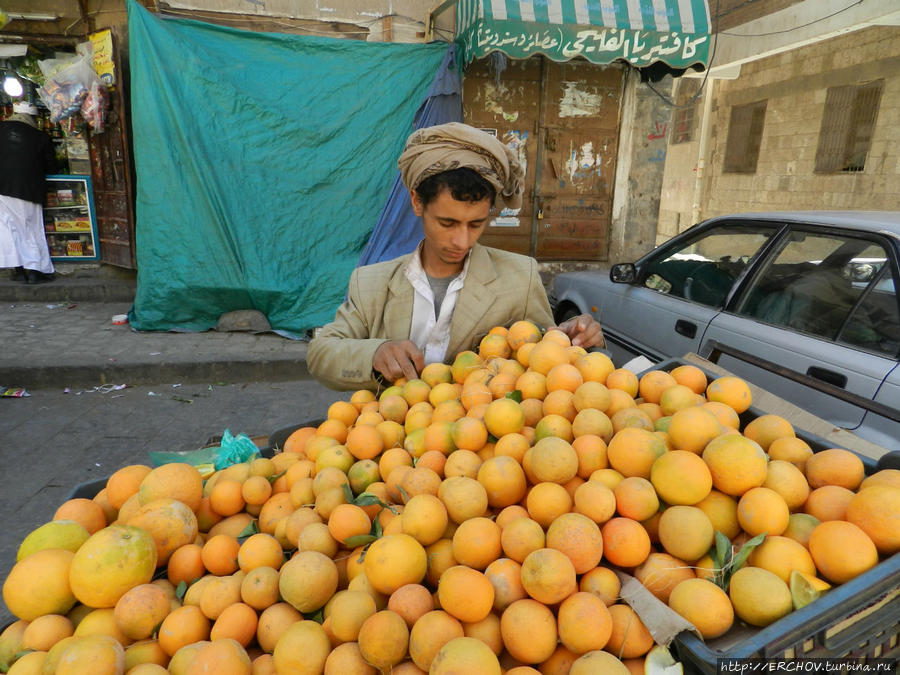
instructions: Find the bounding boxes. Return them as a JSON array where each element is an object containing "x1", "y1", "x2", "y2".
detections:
[
  {"x1": 0, "y1": 280, "x2": 136, "y2": 303},
  {"x1": 5, "y1": 358, "x2": 313, "y2": 389}
]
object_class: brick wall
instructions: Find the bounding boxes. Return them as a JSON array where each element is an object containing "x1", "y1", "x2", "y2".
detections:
[{"x1": 658, "y1": 25, "x2": 900, "y2": 238}]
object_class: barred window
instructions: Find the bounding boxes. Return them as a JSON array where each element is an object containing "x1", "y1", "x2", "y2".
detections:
[
  {"x1": 723, "y1": 100, "x2": 767, "y2": 173},
  {"x1": 815, "y1": 80, "x2": 883, "y2": 173},
  {"x1": 672, "y1": 106, "x2": 695, "y2": 144}
]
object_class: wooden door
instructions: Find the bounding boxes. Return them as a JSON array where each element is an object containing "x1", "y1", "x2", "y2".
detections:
[
  {"x1": 463, "y1": 56, "x2": 624, "y2": 261},
  {"x1": 89, "y1": 27, "x2": 136, "y2": 269}
]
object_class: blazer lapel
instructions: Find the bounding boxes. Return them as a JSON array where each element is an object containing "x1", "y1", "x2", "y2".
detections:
[
  {"x1": 448, "y1": 245, "x2": 498, "y2": 357},
  {"x1": 383, "y1": 258, "x2": 415, "y2": 340}
]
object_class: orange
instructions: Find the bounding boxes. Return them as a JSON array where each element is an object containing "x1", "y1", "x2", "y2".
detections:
[
  {"x1": 477, "y1": 455, "x2": 528, "y2": 508},
  {"x1": 237, "y1": 533, "x2": 284, "y2": 573},
  {"x1": 860, "y1": 469, "x2": 900, "y2": 490},
  {"x1": 500, "y1": 517, "x2": 545, "y2": 563},
  {"x1": 408, "y1": 610, "x2": 464, "y2": 672},
  {"x1": 572, "y1": 410, "x2": 614, "y2": 442},
  {"x1": 357, "y1": 610, "x2": 409, "y2": 672},
  {"x1": 573, "y1": 479, "x2": 617, "y2": 524},
  {"x1": 666, "y1": 406, "x2": 722, "y2": 454},
  {"x1": 479, "y1": 333, "x2": 512, "y2": 360},
  {"x1": 695, "y1": 490, "x2": 741, "y2": 540},
  {"x1": 542, "y1": 389, "x2": 578, "y2": 421},
  {"x1": 520, "y1": 548, "x2": 576, "y2": 604},
  {"x1": 106, "y1": 465, "x2": 153, "y2": 510},
  {"x1": 728, "y1": 567, "x2": 792, "y2": 627},
  {"x1": 53, "y1": 498, "x2": 107, "y2": 535},
  {"x1": 528, "y1": 436, "x2": 578, "y2": 484},
  {"x1": 614, "y1": 477, "x2": 660, "y2": 521},
  {"x1": 572, "y1": 434, "x2": 609, "y2": 478},
  {"x1": 601, "y1": 518, "x2": 651, "y2": 568},
  {"x1": 507, "y1": 320, "x2": 542, "y2": 350},
  {"x1": 782, "y1": 512, "x2": 821, "y2": 548},
  {"x1": 209, "y1": 604, "x2": 258, "y2": 648},
  {"x1": 668, "y1": 578, "x2": 733, "y2": 639},
  {"x1": 127, "y1": 497, "x2": 199, "y2": 566},
  {"x1": 430, "y1": 636, "x2": 501, "y2": 674},
  {"x1": 157, "y1": 605, "x2": 211, "y2": 657},
  {"x1": 327, "y1": 503, "x2": 371, "y2": 545},
  {"x1": 421, "y1": 362, "x2": 453, "y2": 387},
  {"x1": 579, "y1": 566, "x2": 621, "y2": 606},
  {"x1": 534, "y1": 413, "x2": 574, "y2": 442},
  {"x1": 437, "y1": 566, "x2": 495, "y2": 623},
  {"x1": 209, "y1": 480, "x2": 245, "y2": 517},
  {"x1": 401, "y1": 494, "x2": 449, "y2": 547},
  {"x1": 483, "y1": 558, "x2": 526, "y2": 612},
  {"x1": 345, "y1": 424, "x2": 384, "y2": 461},
  {"x1": 557, "y1": 592, "x2": 613, "y2": 655},
  {"x1": 255, "y1": 602, "x2": 302, "y2": 653},
  {"x1": 702, "y1": 401, "x2": 741, "y2": 430},
  {"x1": 364, "y1": 534, "x2": 428, "y2": 594},
  {"x1": 605, "y1": 604, "x2": 654, "y2": 659},
  {"x1": 743, "y1": 414, "x2": 795, "y2": 451},
  {"x1": 808, "y1": 520, "x2": 879, "y2": 584},
  {"x1": 606, "y1": 368, "x2": 639, "y2": 397},
  {"x1": 451, "y1": 417, "x2": 488, "y2": 452},
  {"x1": 574, "y1": 351, "x2": 615, "y2": 384},
  {"x1": 545, "y1": 363, "x2": 584, "y2": 393},
  {"x1": 670, "y1": 364, "x2": 708, "y2": 394},
  {"x1": 387, "y1": 583, "x2": 434, "y2": 628},
  {"x1": 451, "y1": 517, "x2": 502, "y2": 570},
  {"x1": 526, "y1": 482, "x2": 573, "y2": 528},
  {"x1": 240, "y1": 566, "x2": 280, "y2": 611},
  {"x1": 483, "y1": 398, "x2": 525, "y2": 438},
  {"x1": 747, "y1": 535, "x2": 816, "y2": 583},
  {"x1": 658, "y1": 384, "x2": 700, "y2": 416},
  {"x1": 633, "y1": 552, "x2": 694, "y2": 604},
  {"x1": 451, "y1": 351, "x2": 484, "y2": 384},
  {"x1": 570, "y1": 650, "x2": 630, "y2": 674},
  {"x1": 438, "y1": 475, "x2": 488, "y2": 524},
  {"x1": 702, "y1": 434, "x2": 768, "y2": 496},
  {"x1": 325, "y1": 590, "x2": 377, "y2": 643},
  {"x1": 706, "y1": 376, "x2": 752, "y2": 413},
  {"x1": 113, "y1": 583, "x2": 171, "y2": 640},
  {"x1": 610, "y1": 407, "x2": 654, "y2": 434},
  {"x1": 201, "y1": 534, "x2": 240, "y2": 576},
  {"x1": 846, "y1": 485, "x2": 900, "y2": 555},
  {"x1": 283, "y1": 426, "x2": 316, "y2": 454},
  {"x1": 545, "y1": 512, "x2": 604, "y2": 574},
  {"x1": 528, "y1": 340, "x2": 569, "y2": 375},
  {"x1": 763, "y1": 460, "x2": 810, "y2": 511},
  {"x1": 650, "y1": 450, "x2": 712, "y2": 506},
  {"x1": 278, "y1": 550, "x2": 338, "y2": 613},
  {"x1": 328, "y1": 399, "x2": 360, "y2": 427},
  {"x1": 198, "y1": 575, "x2": 243, "y2": 622},
  {"x1": 139, "y1": 463, "x2": 204, "y2": 513},
  {"x1": 69, "y1": 524, "x2": 157, "y2": 609},
  {"x1": 657, "y1": 505, "x2": 714, "y2": 562},
  {"x1": 499, "y1": 599, "x2": 558, "y2": 665},
  {"x1": 241, "y1": 475, "x2": 273, "y2": 506},
  {"x1": 737, "y1": 487, "x2": 790, "y2": 537},
  {"x1": 606, "y1": 428, "x2": 666, "y2": 478},
  {"x1": 271, "y1": 620, "x2": 330, "y2": 674},
  {"x1": 804, "y1": 485, "x2": 855, "y2": 522},
  {"x1": 805, "y1": 448, "x2": 865, "y2": 490},
  {"x1": 379, "y1": 394, "x2": 409, "y2": 424},
  {"x1": 638, "y1": 370, "x2": 678, "y2": 404},
  {"x1": 21, "y1": 614, "x2": 73, "y2": 651}
]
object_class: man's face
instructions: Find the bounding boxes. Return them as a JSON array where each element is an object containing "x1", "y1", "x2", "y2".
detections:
[{"x1": 411, "y1": 187, "x2": 492, "y2": 276}]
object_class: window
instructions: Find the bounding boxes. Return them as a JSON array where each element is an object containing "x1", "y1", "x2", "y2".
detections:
[
  {"x1": 814, "y1": 80, "x2": 883, "y2": 173},
  {"x1": 723, "y1": 100, "x2": 767, "y2": 173},
  {"x1": 672, "y1": 106, "x2": 695, "y2": 144},
  {"x1": 736, "y1": 231, "x2": 897, "y2": 353},
  {"x1": 643, "y1": 226, "x2": 777, "y2": 307}
]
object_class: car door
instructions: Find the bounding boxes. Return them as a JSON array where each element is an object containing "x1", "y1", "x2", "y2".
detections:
[
  {"x1": 602, "y1": 222, "x2": 780, "y2": 363},
  {"x1": 701, "y1": 227, "x2": 900, "y2": 437}
]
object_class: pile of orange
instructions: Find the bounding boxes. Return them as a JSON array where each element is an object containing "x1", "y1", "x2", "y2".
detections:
[{"x1": 2, "y1": 319, "x2": 899, "y2": 674}]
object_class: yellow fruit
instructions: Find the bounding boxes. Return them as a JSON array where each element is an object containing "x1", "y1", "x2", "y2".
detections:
[
  {"x1": 69, "y1": 525, "x2": 158, "y2": 608},
  {"x1": 430, "y1": 636, "x2": 501, "y2": 674},
  {"x1": 728, "y1": 567, "x2": 793, "y2": 627},
  {"x1": 3, "y1": 548, "x2": 77, "y2": 620},
  {"x1": 667, "y1": 578, "x2": 733, "y2": 639},
  {"x1": 808, "y1": 520, "x2": 879, "y2": 584},
  {"x1": 16, "y1": 520, "x2": 91, "y2": 562},
  {"x1": 789, "y1": 570, "x2": 831, "y2": 610},
  {"x1": 271, "y1": 620, "x2": 330, "y2": 675},
  {"x1": 702, "y1": 435, "x2": 768, "y2": 496},
  {"x1": 278, "y1": 550, "x2": 339, "y2": 613}
]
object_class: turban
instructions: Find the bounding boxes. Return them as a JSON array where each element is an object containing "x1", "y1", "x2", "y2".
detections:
[{"x1": 397, "y1": 122, "x2": 524, "y2": 211}]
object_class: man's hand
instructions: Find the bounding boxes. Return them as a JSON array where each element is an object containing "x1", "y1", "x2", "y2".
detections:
[
  {"x1": 373, "y1": 340, "x2": 426, "y2": 383},
  {"x1": 551, "y1": 314, "x2": 605, "y2": 349}
]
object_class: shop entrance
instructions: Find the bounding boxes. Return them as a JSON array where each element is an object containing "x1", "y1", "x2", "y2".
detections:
[{"x1": 462, "y1": 55, "x2": 624, "y2": 261}]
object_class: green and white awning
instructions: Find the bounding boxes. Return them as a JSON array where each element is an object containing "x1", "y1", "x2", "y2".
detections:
[{"x1": 456, "y1": 0, "x2": 711, "y2": 70}]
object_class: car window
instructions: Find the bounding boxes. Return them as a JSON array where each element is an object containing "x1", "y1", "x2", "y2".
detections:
[
  {"x1": 642, "y1": 227, "x2": 777, "y2": 307},
  {"x1": 839, "y1": 266, "x2": 900, "y2": 358},
  {"x1": 736, "y1": 231, "x2": 897, "y2": 350}
]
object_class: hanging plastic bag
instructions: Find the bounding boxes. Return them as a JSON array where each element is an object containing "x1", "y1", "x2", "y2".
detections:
[{"x1": 37, "y1": 53, "x2": 103, "y2": 124}]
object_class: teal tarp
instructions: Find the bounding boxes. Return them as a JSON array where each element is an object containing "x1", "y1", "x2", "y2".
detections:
[{"x1": 126, "y1": 0, "x2": 449, "y2": 334}]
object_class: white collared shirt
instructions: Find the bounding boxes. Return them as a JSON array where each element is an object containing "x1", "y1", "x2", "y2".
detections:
[{"x1": 405, "y1": 243, "x2": 471, "y2": 365}]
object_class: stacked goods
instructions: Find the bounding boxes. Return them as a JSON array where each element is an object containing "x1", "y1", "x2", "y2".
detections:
[{"x1": 2, "y1": 321, "x2": 899, "y2": 674}]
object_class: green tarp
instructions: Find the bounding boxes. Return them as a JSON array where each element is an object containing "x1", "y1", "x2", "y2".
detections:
[{"x1": 126, "y1": 0, "x2": 448, "y2": 334}]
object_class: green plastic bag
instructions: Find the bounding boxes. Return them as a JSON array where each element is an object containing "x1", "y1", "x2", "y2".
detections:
[{"x1": 147, "y1": 429, "x2": 260, "y2": 476}]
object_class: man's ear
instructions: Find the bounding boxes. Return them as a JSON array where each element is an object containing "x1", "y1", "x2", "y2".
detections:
[{"x1": 410, "y1": 189, "x2": 424, "y2": 218}]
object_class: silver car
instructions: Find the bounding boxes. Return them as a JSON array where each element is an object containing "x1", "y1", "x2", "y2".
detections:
[{"x1": 550, "y1": 211, "x2": 900, "y2": 451}]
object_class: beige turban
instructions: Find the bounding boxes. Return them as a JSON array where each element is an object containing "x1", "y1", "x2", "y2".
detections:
[{"x1": 398, "y1": 122, "x2": 525, "y2": 211}]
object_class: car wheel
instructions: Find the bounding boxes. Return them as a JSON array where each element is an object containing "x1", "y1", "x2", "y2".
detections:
[{"x1": 555, "y1": 305, "x2": 581, "y2": 324}]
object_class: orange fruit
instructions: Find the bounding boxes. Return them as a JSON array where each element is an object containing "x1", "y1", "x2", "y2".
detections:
[
  {"x1": 157, "y1": 605, "x2": 211, "y2": 657},
  {"x1": 545, "y1": 512, "x2": 604, "y2": 574},
  {"x1": 573, "y1": 479, "x2": 617, "y2": 524},
  {"x1": 579, "y1": 566, "x2": 621, "y2": 606},
  {"x1": 804, "y1": 485, "x2": 855, "y2": 522},
  {"x1": 201, "y1": 534, "x2": 240, "y2": 576},
  {"x1": 747, "y1": 535, "x2": 817, "y2": 584},
  {"x1": 357, "y1": 610, "x2": 409, "y2": 672},
  {"x1": 283, "y1": 426, "x2": 316, "y2": 454},
  {"x1": 127, "y1": 497, "x2": 199, "y2": 566},
  {"x1": 421, "y1": 362, "x2": 453, "y2": 387},
  {"x1": 401, "y1": 494, "x2": 449, "y2": 547},
  {"x1": 387, "y1": 583, "x2": 434, "y2": 628},
  {"x1": 737, "y1": 487, "x2": 790, "y2": 537},
  {"x1": 845, "y1": 485, "x2": 900, "y2": 555},
  {"x1": 657, "y1": 505, "x2": 714, "y2": 562},
  {"x1": 525, "y1": 482, "x2": 573, "y2": 528},
  {"x1": 658, "y1": 384, "x2": 700, "y2": 416},
  {"x1": 451, "y1": 517, "x2": 502, "y2": 570},
  {"x1": 605, "y1": 603, "x2": 654, "y2": 659},
  {"x1": 638, "y1": 370, "x2": 678, "y2": 404},
  {"x1": 364, "y1": 534, "x2": 428, "y2": 594},
  {"x1": 762, "y1": 459, "x2": 810, "y2": 511},
  {"x1": 53, "y1": 498, "x2": 107, "y2": 535},
  {"x1": 408, "y1": 610, "x2": 464, "y2": 671},
  {"x1": 570, "y1": 650, "x2": 630, "y2": 674},
  {"x1": 695, "y1": 490, "x2": 741, "y2": 540},
  {"x1": 728, "y1": 567, "x2": 792, "y2": 627},
  {"x1": 106, "y1": 465, "x2": 153, "y2": 510},
  {"x1": 483, "y1": 398, "x2": 525, "y2": 438},
  {"x1": 805, "y1": 448, "x2": 865, "y2": 490},
  {"x1": 113, "y1": 583, "x2": 171, "y2": 640},
  {"x1": 328, "y1": 400, "x2": 360, "y2": 427},
  {"x1": 650, "y1": 450, "x2": 712, "y2": 506},
  {"x1": 557, "y1": 592, "x2": 613, "y2": 655},
  {"x1": 668, "y1": 578, "x2": 733, "y2": 639},
  {"x1": 600, "y1": 518, "x2": 651, "y2": 568},
  {"x1": 606, "y1": 428, "x2": 666, "y2": 479},
  {"x1": 743, "y1": 414, "x2": 795, "y2": 451},
  {"x1": 808, "y1": 520, "x2": 879, "y2": 584},
  {"x1": 613, "y1": 477, "x2": 660, "y2": 521},
  {"x1": 271, "y1": 620, "x2": 330, "y2": 674},
  {"x1": 240, "y1": 566, "x2": 280, "y2": 611},
  {"x1": 666, "y1": 406, "x2": 722, "y2": 454},
  {"x1": 706, "y1": 376, "x2": 752, "y2": 413},
  {"x1": 702, "y1": 434, "x2": 768, "y2": 496},
  {"x1": 606, "y1": 368, "x2": 639, "y2": 397},
  {"x1": 69, "y1": 525, "x2": 157, "y2": 609},
  {"x1": 767, "y1": 437, "x2": 814, "y2": 471},
  {"x1": 702, "y1": 401, "x2": 741, "y2": 430},
  {"x1": 255, "y1": 602, "x2": 302, "y2": 653},
  {"x1": 237, "y1": 533, "x2": 284, "y2": 573},
  {"x1": 209, "y1": 604, "x2": 258, "y2": 648},
  {"x1": 430, "y1": 636, "x2": 501, "y2": 674},
  {"x1": 670, "y1": 364, "x2": 708, "y2": 394},
  {"x1": 278, "y1": 550, "x2": 339, "y2": 613},
  {"x1": 437, "y1": 566, "x2": 495, "y2": 623},
  {"x1": 477, "y1": 455, "x2": 528, "y2": 508},
  {"x1": 327, "y1": 503, "x2": 371, "y2": 545},
  {"x1": 860, "y1": 469, "x2": 900, "y2": 490},
  {"x1": 528, "y1": 340, "x2": 570, "y2": 375},
  {"x1": 500, "y1": 516, "x2": 545, "y2": 563},
  {"x1": 499, "y1": 599, "x2": 558, "y2": 665},
  {"x1": 782, "y1": 512, "x2": 820, "y2": 548},
  {"x1": 451, "y1": 351, "x2": 484, "y2": 384},
  {"x1": 139, "y1": 463, "x2": 204, "y2": 512},
  {"x1": 633, "y1": 552, "x2": 694, "y2": 604},
  {"x1": 520, "y1": 548, "x2": 576, "y2": 605}
]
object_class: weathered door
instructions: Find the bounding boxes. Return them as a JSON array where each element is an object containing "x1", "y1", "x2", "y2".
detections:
[
  {"x1": 463, "y1": 56, "x2": 624, "y2": 261},
  {"x1": 89, "y1": 28, "x2": 136, "y2": 268}
]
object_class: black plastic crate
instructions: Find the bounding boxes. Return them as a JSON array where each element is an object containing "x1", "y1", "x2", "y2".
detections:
[{"x1": 639, "y1": 358, "x2": 900, "y2": 672}]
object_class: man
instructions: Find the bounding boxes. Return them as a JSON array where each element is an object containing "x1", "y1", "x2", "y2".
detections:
[
  {"x1": 0, "y1": 101, "x2": 57, "y2": 284},
  {"x1": 308, "y1": 122, "x2": 603, "y2": 391}
]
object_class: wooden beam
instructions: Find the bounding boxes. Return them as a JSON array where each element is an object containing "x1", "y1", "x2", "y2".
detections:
[{"x1": 425, "y1": 0, "x2": 458, "y2": 42}]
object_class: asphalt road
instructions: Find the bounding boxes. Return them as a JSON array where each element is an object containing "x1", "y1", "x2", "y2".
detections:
[{"x1": 0, "y1": 378, "x2": 345, "y2": 629}]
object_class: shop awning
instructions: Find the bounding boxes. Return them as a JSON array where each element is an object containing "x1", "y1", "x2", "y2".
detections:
[{"x1": 455, "y1": 0, "x2": 711, "y2": 71}]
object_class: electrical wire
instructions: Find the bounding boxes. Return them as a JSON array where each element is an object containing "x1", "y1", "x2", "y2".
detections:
[{"x1": 719, "y1": 0, "x2": 863, "y2": 37}]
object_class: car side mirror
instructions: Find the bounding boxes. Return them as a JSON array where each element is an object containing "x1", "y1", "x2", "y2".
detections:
[{"x1": 610, "y1": 263, "x2": 636, "y2": 284}]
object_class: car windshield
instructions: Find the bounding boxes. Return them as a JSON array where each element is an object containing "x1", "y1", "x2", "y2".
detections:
[{"x1": 642, "y1": 226, "x2": 778, "y2": 308}]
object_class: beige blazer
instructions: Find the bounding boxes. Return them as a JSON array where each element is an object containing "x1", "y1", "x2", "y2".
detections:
[{"x1": 307, "y1": 244, "x2": 554, "y2": 391}]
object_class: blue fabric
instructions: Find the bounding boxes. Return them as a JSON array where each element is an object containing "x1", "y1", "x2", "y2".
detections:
[
  {"x1": 356, "y1": 45, "x2": 463, "y2": 268},
  {"x1": 125, "y1": 0, "x2": 450, "y2": 334}
]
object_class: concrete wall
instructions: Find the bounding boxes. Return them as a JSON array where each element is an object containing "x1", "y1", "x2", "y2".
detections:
[{"x1": 658, "y1": 25, "x2": 900, "y2": 237}]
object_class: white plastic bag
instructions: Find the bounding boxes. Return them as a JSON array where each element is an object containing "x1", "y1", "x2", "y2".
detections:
[{"x1": 37, "y1": 53, "x2": 103, "y2": 125}]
